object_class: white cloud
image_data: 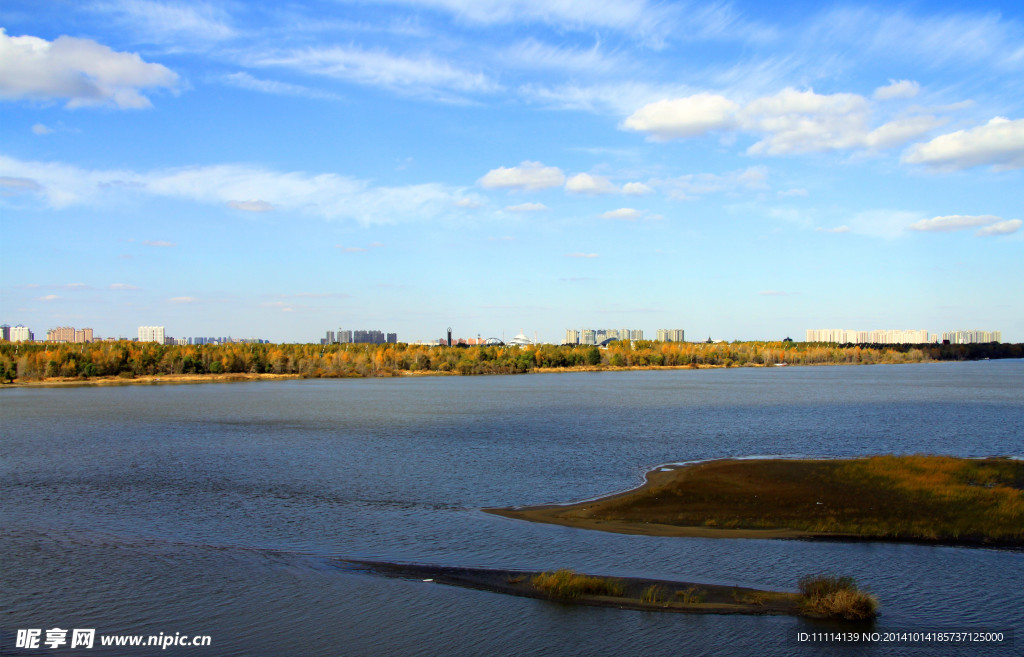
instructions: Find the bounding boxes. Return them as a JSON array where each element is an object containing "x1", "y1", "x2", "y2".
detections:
[
  {"x1": 0, "y1": 155, "x2": 468, "y2": 225},
  {"x1": 742, "y1": 88, "x2": 871, "y2": 155},
  {"x1": 32, "y1": 123, "x2": 53, "y2": 135},
  {"x1": 219, "y1": 72, "x2": 339, "y2": 100},
  {"x1": 505, "y1": 202, "x2": 548, "y2": 212},
  {"x1": 377, "y1": 0, "x2": 677, "y2": 39},
  {"x1": 565, "y1": 252, "x2": 599, "y2": 258},
  {"x1": 479, "y1": 161, "x2": 565, "y2": 190},
  {"x1": 39, "y1": 294, "x2": 60, "y2": 301},
  {"x1": 502, "y1": 38, "x2": 621, "y2": 74},
  {"x1": 143, "y1": 240, "x2": 177, "y2": 247},
  {"x1": 908, "y1": 214, "x2": 1001, "y2": 232},
  {"x1": 902, "y1": 117, "x2": 1024, "y2": 170},
  {"x1": 336, "y1": 246, "x2": 367, "y2": 252},
  {"x1": 299, "y1": 292, "x2": 351, "y2": 298},
  {"x1": 815, "y1": 225, "x2": 850, "y2": 233},
  {"x1": 778, "y1": 188, "x2": 809, "y2": 198},
  {"x1": 0, "y1": 28, "x2": 179, "y2": 109},
  {"x1": 227, "y1": 200, "x2": 274, "y2": 212},
  {"x1": 622, "y1": 182, "x2": 653, "y2": 195},
  {"x1": 623, "y1": 87, "x2": 942, "y2": 154},
  {"x1": 809, "y1": 7, "x2": 1024, "y2": 71},
  {"x1": 169, "y1": 296, "x2": 197, "y2": 303},
  {"x1": 905, "y1": 214, "x2": 1020, "y2": 237},
  {"x1": 621, "y1": 93, "x2": 739, "y2": 140},
  {"x1": 249, "y1": 45, "x2": 498, "y2": 99},
  {"x1": 0, "y1": 176, "x2": 43, "y2": 193},
  {"x1": 601, "y1": 208, "x2": 643, "y2": 220},
  {"x1": 864, "y1": 115, "x2": 946, "y2": 149},
  {"x1": 874, "y1": 80, "x2": 920, "y2": 100},
  {"x1": 975, "y1": 219, "x2": 1022, "y2": 237},
  {"x1": 565, "y1": 173, "x2": 617, "y2": 195},
  {"x1": 261, "y1": 301, "x2": 296, "y2": 312},
  {"x1": 110, "y1": 283, "x2": 140, "y2": 290},
  {"x1": 94, "y1": 0, "x2": 236, "y2": 46},
  {"x1": 658, "y1": 166, "x2": 768, "y2": 199},
  {"x1": 848, "y1": 209, "x2": 924, "y2": 239},
  {"x1": 519, "y1": 80, "x2": 694, "y2": 115}
]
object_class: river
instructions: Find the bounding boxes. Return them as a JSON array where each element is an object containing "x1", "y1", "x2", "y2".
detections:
[{"x1": 2, "y1": 361, "x2": 1022, "y2": 655}]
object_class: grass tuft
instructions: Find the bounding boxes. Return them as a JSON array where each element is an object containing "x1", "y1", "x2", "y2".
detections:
[
  {"x1": 531, "y1": 569, "x2": 624, "y2": 599},
  {"x1": 675, "y1": 585, "x2": 706, "y2": 604},
  {"x1": 731, "y1": 590, "x2": 769, "y2": 606},
  {"x1": 640, "y1": 585, "x2": 668, "y2": 604},
  {"x1": 798, "y1": 574, "x2": 878, "y2": 621}
]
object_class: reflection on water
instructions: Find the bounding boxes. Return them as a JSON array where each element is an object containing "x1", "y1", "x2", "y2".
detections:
[{"x1": 2, "y1": 361, "x2": 1022, "y2": 656}]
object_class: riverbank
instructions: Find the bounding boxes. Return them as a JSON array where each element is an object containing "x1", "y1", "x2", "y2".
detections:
[
  {"x1": 1, "y1": 372, "x2": 302, "y2": 388},
  {"x1": 487, "y1": 456, "x2": 1024, "y2": 547},
  {"x1": 3, "y1": 341, "x2": 1018, "y2": 386},
  {"x1": 342, "y1": 560, "x2": 805, "y2": 616},
  {"x1": 0, "y1": 363, "x2": 748, "y2": 388}
]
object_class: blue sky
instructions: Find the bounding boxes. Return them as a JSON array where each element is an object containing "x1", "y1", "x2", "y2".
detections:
[{"x1": 1, "y1": 0, "x2": 1021, "y2": 343}]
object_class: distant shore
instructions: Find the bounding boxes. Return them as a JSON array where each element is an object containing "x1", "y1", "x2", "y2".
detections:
[
  {"x1": 0, "y1": 358, "x2": 987, "y2": 389},
  {"x1": 487, "y1": 456, "x2": 1024, "y2": 547},
  {"x1": 1, "y1": 372, "x2": 303, "y2": 388},
  {"x1": 3, "y1": 340, "x2": 1017, "y2": 387}
]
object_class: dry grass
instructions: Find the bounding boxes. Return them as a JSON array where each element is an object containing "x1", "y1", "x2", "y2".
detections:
[
  {"x1": 530, "y1": 569, "x2": 624, "y2": 599},
  {"x1": 561, "y1": 456, "x2": 1023, "y2": 543},
  {"x1": 674, "y1": 586, "x2": 706, "y2": 605},
  {"x1": 731, "y1": 590, "x2": 772, "y2": 606},
  {"x1": 641, "y1": 585, "x2": 668, "y2": 604},
  {"x1": 798, "y1": 575, "x2": 878, "y2": 621}
]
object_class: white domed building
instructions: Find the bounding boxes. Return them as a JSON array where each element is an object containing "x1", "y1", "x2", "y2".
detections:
[{"x1": 507, "y1": 331, "x2": 533, "y2": 346}]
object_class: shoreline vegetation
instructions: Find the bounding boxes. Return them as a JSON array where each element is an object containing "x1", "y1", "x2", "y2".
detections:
[
  {"x1": 487, "y1": 456, "x2": 1024, "y2": 547},
  {"x1": 1, "y1": 341, "x2": 1020, "y2": 387},
  {"x1": 343, "y1": 560, "x2": 878, "y2": 620}
]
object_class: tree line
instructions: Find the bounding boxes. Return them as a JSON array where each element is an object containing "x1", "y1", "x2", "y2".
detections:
[{"x1": 0, "y1": 340, "x2": 1019, "y2": 383}]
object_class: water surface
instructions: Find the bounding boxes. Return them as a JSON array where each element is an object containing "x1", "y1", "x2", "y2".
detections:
[{"x1": 2, "y1": 361, "x2": 1022, "y2": 655}]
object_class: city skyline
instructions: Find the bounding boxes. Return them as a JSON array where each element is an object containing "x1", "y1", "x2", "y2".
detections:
[
  {"x1": 4, "y1": 319, "x2": 1008, "y2": 346},
  {"x1": 1, "y1": 1, "x2": 1022, "y2": 342}
]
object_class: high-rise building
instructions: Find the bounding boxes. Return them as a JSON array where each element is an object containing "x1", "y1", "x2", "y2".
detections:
[
  {"x1": 573, "y1": 328, "x2": 643, "y2": 344},
  {"x1": 10, "y1": 325, "x2": 33, "y2": 341},
  {"x1": 138, "y1": 326, "x2": 166, "y2": 343},
  {"x1": 46, "y1": 326, "x2": 95, "y2": 343},
  {"x1": 341, "y1": 329, "x2": 388, "y2": 344},
  {"x1": 806, "y1": 329, "x2": 938, "y2": 344},
  {"x1": 657, "y1": 329, "x2": 685, "y2": 342},
  {"x1": 0, "y1": 325, "x2": 10, "y2": 341},
  {"x1": 325, "y1": 330, "x2": 336, "y2": 344},
  {"x1": 47, "y1": 326, "x2": 76, "y2": 342},
  {"x1": 942, "y1": 329, "x2": 1002, "y2": 344}
]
